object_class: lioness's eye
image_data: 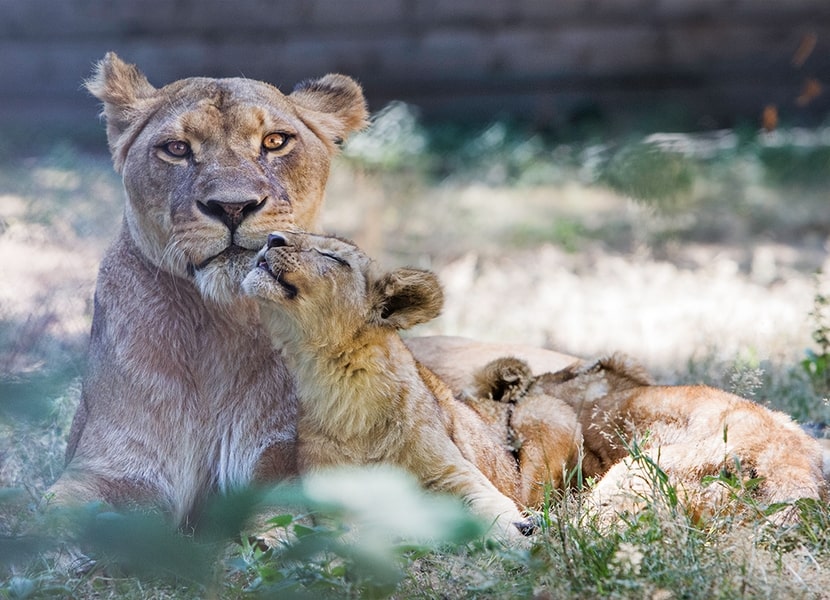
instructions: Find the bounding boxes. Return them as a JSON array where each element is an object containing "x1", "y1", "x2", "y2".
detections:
[
  {"x1": 262, "y1": 132, "x2": 291, "y2": 152},
  {"x1": 161, "y1": 140, "x2": 191, "y2": 158}
]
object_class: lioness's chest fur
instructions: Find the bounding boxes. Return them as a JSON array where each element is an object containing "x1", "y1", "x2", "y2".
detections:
[{"x1": 69, "y1": 231, "x2": 298, "y2": 521}]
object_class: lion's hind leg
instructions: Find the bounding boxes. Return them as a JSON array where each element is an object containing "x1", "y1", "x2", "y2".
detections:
[
  {"x1": 724, "y1": 409, "x2": 826, "y2": 524},
  {"x1": 584, "y1": 444, "x2": 727, "y2": 527}
]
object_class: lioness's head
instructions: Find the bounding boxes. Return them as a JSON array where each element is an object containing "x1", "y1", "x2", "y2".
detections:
[
  {"x1": 88, "y1": 53, "x2": 368, "y2": 303},
  {"x1": 242, "y1": 231, "x2": 443, "y2": 348}
]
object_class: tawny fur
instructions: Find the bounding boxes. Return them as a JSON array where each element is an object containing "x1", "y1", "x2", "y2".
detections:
[
  {"x1": 46, "y1": 53, "x2": 369, "y2": 525},
  {"x1": 48, "y1": 53, "x2": 580, "y2": 528},
  {"x1": 535, "y1": 354, "x2": 826, "y2": 523},
  {"x1": 467, "y1": 357, "x2": 583, "y2": 508},
  {"x1": 243, "y1": 232, "x2": 527, "y2": 538},
  {"x1": 406, "y1": 336, "x2": 578, "y2": 393}
]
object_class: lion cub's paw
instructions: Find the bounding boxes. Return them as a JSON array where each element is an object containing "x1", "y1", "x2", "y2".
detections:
[
  {"x1": 514, "y1": 515, "x2": 539, "y2": 537},
  {"x1": 473, "y1": 357, "x2": 534, "y2": 403}
]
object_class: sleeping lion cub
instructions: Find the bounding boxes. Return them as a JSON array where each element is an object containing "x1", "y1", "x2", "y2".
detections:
[
  {"x1": 242, "y1": 231, "x2": 529, "y2": 538},
  {"x1": 472, "y1": 354, "x2": 826, "y2": 524}
]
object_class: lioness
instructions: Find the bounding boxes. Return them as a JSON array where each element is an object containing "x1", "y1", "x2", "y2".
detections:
[
  {"x1": 46, "y1": 53, "x2": 370, "y2": 524},
  {"x1": 476, "y1": 354, "x2": 826, "y2": 523},
  {"x1": 242, "y1": 231, "x2": 529, "y2": 537},
  {"x1": 47, "y1": 53, "x2": 577, "y2": 528}
]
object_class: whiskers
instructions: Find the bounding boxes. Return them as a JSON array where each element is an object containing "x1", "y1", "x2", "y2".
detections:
[
  {"x1": 152, "y1": 221, "x2": 267, "y2": 305},
  {"x1": 160, "y1": 236, "x2": 189, "y2": 275}
]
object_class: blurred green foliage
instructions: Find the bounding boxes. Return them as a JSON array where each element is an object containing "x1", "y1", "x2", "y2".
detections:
[
  {"x1": 341, "y1": 102, "x2": 428, "y2": 173},
  {"x1": 802, "y1": 281, "x2": 830, "y2": 397},
  {"x1": 1, "y1": 467, "x2": 484, "y2": 598},
  {"x1": 343, "y1": 103, "x2": 830, "y2": 255},
  {"x1": 345, "y1": 103, "x2": 830, "y2": 188},
  {"x1": 8, "y1": 452, "x2": 829, "y2": 599},
  {"x1": 760, "y1": 146, "x2": 830, "y2": 188},
  {"x1": 601, "y1": 142, "x2": 695, "y2": 208},
  {"x1": 0, "y1": 367, "x2": 78, "y2": 424}
]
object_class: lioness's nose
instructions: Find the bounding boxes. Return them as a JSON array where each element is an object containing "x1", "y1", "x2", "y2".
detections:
[
  {"x1": 199, "y1": 197, "x2": 264, "y2": 230},
  {"x1": 267, "y1": 233, "x2": 288, "y2": 248}
]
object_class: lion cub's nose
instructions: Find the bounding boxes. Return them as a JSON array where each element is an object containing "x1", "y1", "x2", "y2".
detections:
[{"x1": 267, "y1": 233, "x2": 288, "y2": 249}]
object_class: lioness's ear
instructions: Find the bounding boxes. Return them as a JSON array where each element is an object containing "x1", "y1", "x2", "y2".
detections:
[
  {"x1": 86, "y1": 52, "x2": 157, "y2": 168},
  {"x1": 372, "y1": 268, "x2": 444, "y2": 330},
  {"x1": 290, "y1": 74, "x2": 368, "y2": 148}
]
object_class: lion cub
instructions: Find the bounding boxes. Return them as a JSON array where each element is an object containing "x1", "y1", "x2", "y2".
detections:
[
  {"x1": 476, "y1": 353, "x2": 826, "y2": 524},
  {"x1": 464, "y1": 357, "x2": 583, "y2": 508},
  {"x1": 243, "y1": 231, "x2": 528, "y2": 538},
  {"x1": 542, "y1": 355, "x2": 825, "y2": 520}
]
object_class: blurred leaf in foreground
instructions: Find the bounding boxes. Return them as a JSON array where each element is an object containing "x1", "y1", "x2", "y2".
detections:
[
  {"x1": 245, "y1": 466, "x2": 486, "y2": 598},
  {"x1": 0, "y1": 532, "x2": 49, "y2": 565},
  {"x1": 296, "y1": 465, "x2": 484, "y2": 544},
  {"x1": 73, "y1": 507, "x2": 217, "y2": 584}
]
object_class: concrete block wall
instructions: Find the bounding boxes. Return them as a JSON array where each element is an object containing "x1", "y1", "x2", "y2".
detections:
[{"x1": 1, "y1": 0, "x2": 829, "y2": 136}]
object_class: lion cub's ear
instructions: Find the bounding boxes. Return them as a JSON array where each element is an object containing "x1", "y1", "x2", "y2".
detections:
[
  {"x1": 371, "y1": 268, "x2": 444, "y2": 330},
  {"x1": 85, "y1": 52, "x2": 158, "y2": 170},
  {"x1": 290, "y1": 74, "x2": 369, "y2": 148}
]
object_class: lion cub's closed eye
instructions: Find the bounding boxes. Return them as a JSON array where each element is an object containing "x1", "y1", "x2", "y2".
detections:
[
  {"x1": 243, "y1": 231, "x2": 444, "y2": 341},
  {"x1": 242, "y1": 231, "x2": 530, "y2": 539}
]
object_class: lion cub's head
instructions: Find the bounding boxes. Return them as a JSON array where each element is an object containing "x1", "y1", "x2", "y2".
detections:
[
  {"x1": 88, "y1": 53, "x2": 368, "y2": 303},
  {"x1": 242, "y1": 232, "x2": 443, "y2": 349}
]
